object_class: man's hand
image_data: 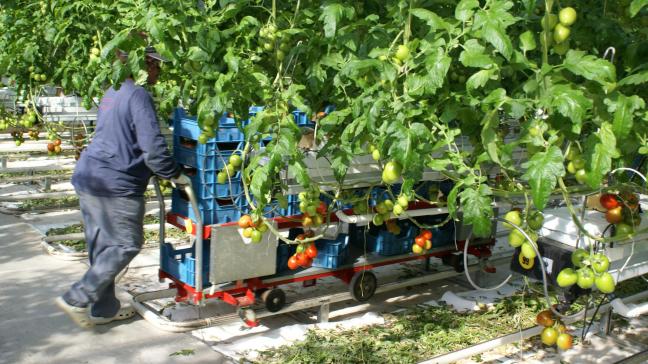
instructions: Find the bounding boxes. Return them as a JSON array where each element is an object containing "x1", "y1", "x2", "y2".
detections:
[{"x1": 170, "y1": 173, "x2": 191, "y2": 188}]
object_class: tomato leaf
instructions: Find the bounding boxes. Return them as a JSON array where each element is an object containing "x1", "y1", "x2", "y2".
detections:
[
  {"x1": 547, "y1": 84, "x2": 592, "y2": 134},
  {"x1": 459, "y1": 184, "x2": 494, "y2": 238},
  {"x1": 563, "y1": 50, "x2": 616, "y2": 85},
  {"x1": 584, "y1": 122, "x2": 620, "y2": 188},
  {"x1": 411, "y1": 8, "x2": 448, "y2": 31},
  {"x1": 519, "y1": 30, "x2": 536, "y2": 52},
  {"x1": 630, "y1": 0, "x2": 648, "y2": 17},
  {"x1": 187, "y1": 46, "x2": 209, "y2": 62},
  {"x1": 480, "y1": 21, "x2": 513, "y2": 60},
  {"x1": 618, "y1": 70, "x2": 648, "y2": 86},
  {"x1": 320, "y1": 3, "x2": 354, "y2": 38},
  {"x1": 459, "y1": 39, "x2": 494, "y2": 69},
  {"x1": 455, "y1": 0, "x2": 480, "y2": 22},
  {"x1": 604, "y1": 93, "x2": 645, "y2": 141},
  {"x1": 521, "y1": 146, "x2": 566, "y2": 210},
  {"x1": 424, "y1": 48, "x2": 451, "y2": 93},
  {"x1": 467, "y1": 69, "x2": 495, "y2": 90}
]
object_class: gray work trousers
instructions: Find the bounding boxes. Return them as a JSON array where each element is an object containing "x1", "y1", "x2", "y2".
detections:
[{"x1": 63, "y1": 191, "x2": 144, "y2": 318}]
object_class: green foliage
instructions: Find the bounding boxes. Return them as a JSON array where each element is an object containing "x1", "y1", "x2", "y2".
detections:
[{"x1": 1, "y1": 0, "x2": 647, "y2": 230}]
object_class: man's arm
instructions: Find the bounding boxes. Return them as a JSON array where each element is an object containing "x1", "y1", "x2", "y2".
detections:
[{"x1": 129, "y1": 88, "x2": 180, "y2": 179}]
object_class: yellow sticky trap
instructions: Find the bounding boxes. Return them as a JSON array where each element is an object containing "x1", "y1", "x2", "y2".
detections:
[{"x1": 185, "y1": 218, "x2": 193, "y2": 234}]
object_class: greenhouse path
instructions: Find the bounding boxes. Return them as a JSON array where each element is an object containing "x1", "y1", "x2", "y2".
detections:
[{"x1": 0, "y1": 211, "x2": 231, "y2": 364}]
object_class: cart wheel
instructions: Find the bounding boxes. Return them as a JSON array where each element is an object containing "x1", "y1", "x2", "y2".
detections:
[
  {"x1": 349, "y1": 271, "x2": 377, "y2": 302},
  {"x1": 261, "y1": 288, "x2": 286, "y2": 313}
]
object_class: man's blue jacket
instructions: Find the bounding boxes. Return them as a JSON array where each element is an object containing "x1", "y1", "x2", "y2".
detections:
[{"x1": 72, "y1": 79, "x2": 179, "y2": 196}]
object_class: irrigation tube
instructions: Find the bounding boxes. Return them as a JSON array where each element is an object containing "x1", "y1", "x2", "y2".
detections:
[{"x1": 462, "y1": 217, "x2": 585, "y2": 321}]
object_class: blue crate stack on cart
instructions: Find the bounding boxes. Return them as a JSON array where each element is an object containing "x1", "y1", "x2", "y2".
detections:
[{"x1": 171, "y1": 107, "x2": 245, "y2": 226}]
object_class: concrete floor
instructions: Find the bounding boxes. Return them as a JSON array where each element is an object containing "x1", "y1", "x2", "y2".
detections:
[{"x1": 0, "y1": 211, "x2": 231, "y2": 364}]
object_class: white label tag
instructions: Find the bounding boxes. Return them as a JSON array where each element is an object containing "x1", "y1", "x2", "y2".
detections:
[{"x1": 542, "y1": 257, "x2": 554, "y2": 275}]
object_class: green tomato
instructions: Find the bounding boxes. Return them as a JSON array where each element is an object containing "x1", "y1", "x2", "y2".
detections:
[
  {"x1": 577, "y1": 267, "x2": 595, "y2": 289},
  {"x1": 372, "y1": 149, "x2": 381, "y2": 161},
  {"x1": 556, "y1": 268, "x2": 578, "y2": 287},
  {"x1": 393, "y1": 204, "x2": 404, "y2": 216},
  {"x1": 383, "y1": 199, "x2": 394, "y2": 211},
  {"x1": 541, "y1": 327, "x2": 558, "y2": 346},
  {"x1": 508, "y1": 229, "x2": 525, "y2": 248},
  {"x1": 566, "y1": 147, "x2": 580, "y2": 161},
  {"x1": 527, "y1": 211, "x2": 544, "y2": 230},
  {"x1": 553, "y1": 24, "x2": 571, "y2": 44},
  {"x1": 397, "y1": 195, "x2": 409, "y2": 208},
  {"x1": 503, "y1": 210, "x2": 522, "y2": 230},
  {"x1": 217, "y1": 171, "x2": 227, "y2": 184},
  {"x1": 229, "y1": 154, "x2": 243, "y2": 168},
  {"x1": 595, "y1": 272, "x2": 615, "y2": 293},
  {"x1": 372, "y1": 213, "x2": 384, "y2": 226},
  {"x1": 382, "y1": 161, "x2": 402, "y2": 184},
  {"x1": 566, "y1": 161, "x2": 577, "y2": 174},
  {"x1": 571, "y1": 248, "x2": 589, "y2": 268},
  {"x1": 251, "y1": 229, "x2": 263, "y2": 243},
  {"x1": 521, "y1": 241, "x2": 537, "y2": 259},
  {"x1": 572, "y1": 157, "x2": 585, "y2": 169},
  {"x1": 375, "y1": 202, "x2": 388, "y2": 214},
  {"x1": 590, "y1": 253, "x2": 610, "y2": 273},
  {"x1": 614, "y1": 223, "x2": 634, "y2": 238},
  {"x1": 559, "y1": 7, "x2": 577, "y2": 26},
  {"x1": 225, "y1": 163, "x2": 236, "y2": 175},
  {"x1": 395, "y1": 44, "x2": 410, "y2": 61},
  {"x1": 575, "y1": 169, "x2": 588, "y2": 184}
]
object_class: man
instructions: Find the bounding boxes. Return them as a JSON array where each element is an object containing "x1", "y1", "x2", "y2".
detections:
[{"x1": 55, "y1": 46, "x2": 190, "y2": 328}]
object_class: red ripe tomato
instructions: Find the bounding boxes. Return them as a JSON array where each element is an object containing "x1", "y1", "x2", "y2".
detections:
[
  {"x1": 295, "y1": 252, "x2": 309, "y2": 267},
  {"x1": 599, "y1": 194, "x2": 619, "y2": 210},
  {"x1": 606, "y1": 206, "x2": 623, "y2": 224},
  {"x1": 415, "y1": 235, "x2": 426, "y2": 247},
  {"x1": 305, "y1": 244, "x2": 318, "y2": 258},
  {"x1": 287, "y1": 255, "x2": 299, "y2": 270},
  {"x1": 316, "y1": 201, "x2": 327, "y2": 216},
  {"x1": 301, "y1": 257, "x2": 313, "y2": 268},
  {"x1": 421, "y1": 229, "x2": 432, "y2": 240}
]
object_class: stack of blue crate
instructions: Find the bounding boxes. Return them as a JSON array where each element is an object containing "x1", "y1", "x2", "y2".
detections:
[{"x1": 171, "y1": 107, "x2": 245, "y2": 225}]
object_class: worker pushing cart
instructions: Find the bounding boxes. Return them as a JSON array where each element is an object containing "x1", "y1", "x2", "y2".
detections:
[{"x1": 55, "y1": 46, "x2": 192, "y2": 329}]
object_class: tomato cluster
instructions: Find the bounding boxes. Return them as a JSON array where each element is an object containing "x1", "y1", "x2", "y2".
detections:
[
  {"x1": 217, "y1": 153, "x2": 243, "y2": 184},
  {"x1": 599, "y1": 191, "x2": 640, "y2": 239},
  {"x1": 503, "y1": 209, "x2": 544, "y2": 269},
  {"x1": 238, "y1": 214, "x2": 267, "y2": 243},
  {"x1": 46, "y1": 138, "x2": 63, "y2": 156},
  {"x1": 542, "y1": 7, "x2": 578, "y2": 56},
  {"x1": 287, "y1": 231, "x2": 318, "y2": 270},
  {"x1": 411, "y1": 229, "x2": 432, "y2": 254},
  {"x1": 556, "y1": 249, "x2": 615, "y2": 293},
  {"x1": 536, "y1": 309, "x2": 573, "y2": 350},
  {"x1": 298, "y1": 191, "x2": 327, "y2": 228}
]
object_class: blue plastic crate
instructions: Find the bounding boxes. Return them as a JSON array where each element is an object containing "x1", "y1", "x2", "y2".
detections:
[
  {"x1": 160, "y1": 241, "x2": 210, "y2": 287},
  {"x1": 173, "y1": 108, "x2": 244, "y2": 142},
  {"x1": 312, "y1": 234, "x2": 350, "y2": 269},
  {"x1": 312, "y1": 249, "x2": 350, "y2": 269},
  {"x1": 292, "y1": 110, "x2": 315, "y2": 127},
  {"x1": 365, "y1": 220, "x2": 417, "y2": 256},
  {"x1": 171, "y1": 190, "x2": 242, "y2": 225},
  {"x1": 174, "y1": 146, "x2": 241, "y2": 171},
  {"x1": 315, "y1": 234, "x2": 349, "y2": 255}
]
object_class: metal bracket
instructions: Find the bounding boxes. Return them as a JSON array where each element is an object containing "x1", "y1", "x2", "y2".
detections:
[{"x1": 317, "y1": 302, "x2": 330, "y2": 323}]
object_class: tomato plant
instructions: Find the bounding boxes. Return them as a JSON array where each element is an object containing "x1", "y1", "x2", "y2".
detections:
[{"x1": 0, "y1": 0, "x2": 646, "y2": 242}]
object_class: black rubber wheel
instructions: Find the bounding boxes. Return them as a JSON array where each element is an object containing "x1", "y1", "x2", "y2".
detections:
[
  {"x1": 261, "y1": 288, "x2": 286, "y2": 313},
  {"x1": 349, "y1": 271, "x2": 377, "y2": 302}
]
